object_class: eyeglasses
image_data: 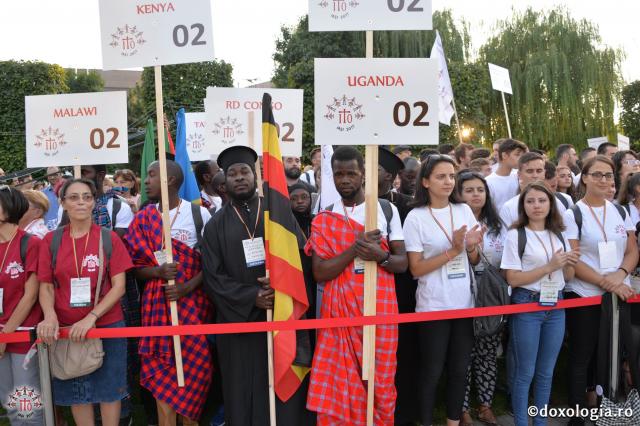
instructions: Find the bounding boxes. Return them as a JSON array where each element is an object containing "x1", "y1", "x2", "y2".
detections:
[
  {"x1": 63, "y1": 194, "x2": 95, "y2": 202},
  {"x1": 623, "y1": 159, "x2": 640, "y2": 166},
  {"x1": 585, "y1": 172, "x2": 614, "y2": 181}
]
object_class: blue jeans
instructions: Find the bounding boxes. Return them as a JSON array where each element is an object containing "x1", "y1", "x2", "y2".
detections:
[{"x1": 510, "y1": 288, "x2": 565, "y2": 426}]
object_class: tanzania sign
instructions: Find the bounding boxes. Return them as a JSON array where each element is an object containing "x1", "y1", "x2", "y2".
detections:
[
  {"x1": 99, "y1": 0, "x2": 214, "y2": 69},
  {"x1": 314, "y1": 58, "x2": 438, "y2": 146},
  {"x1": 26, "y1": 92, "x2": 128, "y2": 167},
  {"x1": 308, "y1": 0, "x2": 432, "y2": 31},
  {"x1": 204, "y1": 88, "x2": 303, "y2": 157}
]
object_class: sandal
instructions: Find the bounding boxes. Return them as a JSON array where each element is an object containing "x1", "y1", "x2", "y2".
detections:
[
  {"x1": 477, "y1": 405, "x2": 498, "y2": 426},
  {"x1": 460, "y1": 410, "x2": 474, "y2": 426}
]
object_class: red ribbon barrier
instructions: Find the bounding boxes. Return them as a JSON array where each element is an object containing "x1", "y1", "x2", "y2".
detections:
[{"x1": 5, "y1": 294, "x2": 638, "y2": 344}]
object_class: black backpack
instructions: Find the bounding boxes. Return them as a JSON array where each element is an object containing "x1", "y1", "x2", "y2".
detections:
[
  {"x1": 555, "y1": 192, "x2": 569, "y2": 210},
  {"x1": 190, "y1": 202, "x2": 205, "y2": 250},
  {"x1": 517, "y1": 227, "x2": 566, "y2": 260},
  {"x1": 473, "y1": 250, "x2": 511, "y2": 337},
  {"x1": 19, "y1": 233, "x2": 32, "y2": 264},
  {"x1": 569, "y1": 203, "x2": 627, "y2": 240},
  {"x1": 50, "y1": 226, "x2": 112, "y2": 292}
]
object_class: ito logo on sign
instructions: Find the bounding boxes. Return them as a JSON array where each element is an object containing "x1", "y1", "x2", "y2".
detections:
[
  {"x1": 317, "y1": 0, "x2": 360, "y2": 20},
  {"x1": 7, "y1": 387, "x2": 42, "y2": 420},
  {"x1": 34, "y1": 127, "x2": 67, "y2": 157},
  {"x1": 211, "y1": 116, "x2": 244, "y2": 145},
  {"x1": 324, "y1": 95, "x2": 365, "y2": 132},
  {"x1": 108, "y1": 24, "x2": 146, "y2": 57},
  {"x1": 188, "y1": 133, "x2": 205, "y2": 154}
]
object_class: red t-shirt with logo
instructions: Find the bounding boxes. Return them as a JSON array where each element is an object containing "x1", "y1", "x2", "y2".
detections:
[
  {"x1": 38, "y1": 224, "x2": 133, "y2": 327},
  {"x1": 0, "y1": 228, "x2": 42, "y2": 354}
]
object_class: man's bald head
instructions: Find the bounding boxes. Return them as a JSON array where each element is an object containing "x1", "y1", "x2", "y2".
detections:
[{"x1": 149, "y1": 160, "x2": 184, "y2": 189}]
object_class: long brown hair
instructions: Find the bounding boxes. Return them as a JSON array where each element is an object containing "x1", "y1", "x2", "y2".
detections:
[{"x1": 512, "y1": 182, "x2": 565, "y2": 235}]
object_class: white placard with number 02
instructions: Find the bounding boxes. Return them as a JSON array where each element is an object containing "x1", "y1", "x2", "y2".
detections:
[
  {"x1": 98, "y1": 0, "x2": 214, "y2": 69},
  {"x1": 309, "y1": 0, "x2": 432, "y2": 31},
  {"x1": 314, "y1": 58, "x2": 438, "y2": 146},
  {"x1": 204, "y1": 88, "x2": 303, "y2": 157},
  {"x1": 25, "y1": 91, "x2": 128, "y2": 167}
]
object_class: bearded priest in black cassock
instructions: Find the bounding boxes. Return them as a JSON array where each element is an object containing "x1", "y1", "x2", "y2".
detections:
[{"x1": 201, "y1": 146, "x2": 313, "y2": 426}]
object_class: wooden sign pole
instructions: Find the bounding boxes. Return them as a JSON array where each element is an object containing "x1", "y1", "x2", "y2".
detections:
[
  {"x1": 248, "y1": 111, "x2": 277, "y2": 426},
  {"x1": 73, "y1": 165, "x2": 81, "y2": 179},
  {"x1": 154, "y1": 65, "x2": 185, "y2": 387},
  {"x1": 501, "y1": 91, "x2": 512, "y2": 138},
  {"x1": 362, "y1": 29, "x2": 378, "y2": 426}
]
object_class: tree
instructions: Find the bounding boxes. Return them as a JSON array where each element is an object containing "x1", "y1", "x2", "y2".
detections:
[
  {"x1": 272, "y1": 11, "x2": 487, "y2": 160},
  {"x1": 65, "y1": 69, "x2": 104, "y2": 93},
  {"x1": 479, "y1": 7, "x2": 623, "y2": 152},
  {"x1": 621, "y1": 81, "x2": 640, "y2": 146},
  {"x1": 0, "y1": 61, "x2": 69, "y2": 172}
]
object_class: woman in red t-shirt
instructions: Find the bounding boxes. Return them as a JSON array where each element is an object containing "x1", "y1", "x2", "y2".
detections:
[
  {"x1": 37, "y1": 179, "x2": 133, "y2": 426},
  {"x1": 0, "y1": 185, "x2": 43, "y2": 425}
]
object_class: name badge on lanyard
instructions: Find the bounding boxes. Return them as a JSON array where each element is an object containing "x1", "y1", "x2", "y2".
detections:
[
  {"x1": 70, "y1": 277, "x2": 92, "y2": 308},
  {"x1": 598, "y1": 241, "x2": 618, "y2": 270},
  {"x1": 354, "y1": 257, "x2": 366, "y2": 274},
  {"x1": 0, "y1": 288, "x2": 4, "y2": 315},
  {"x1": 243, "y1": 237, "x2": 266, "y2": 268},
  {"x1": 447, "y1": 253, "x2": 467, "y2": 279},
  {"x1": 539, "y1": 276, "x2": 560, "y2": 307},
  {"x1": 154, "y1": 250, "x2": 168, "y2": 266}
]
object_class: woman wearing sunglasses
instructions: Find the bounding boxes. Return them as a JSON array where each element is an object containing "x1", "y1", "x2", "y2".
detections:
[
  {"x1": 501, "y1": 182, "x2": 579, "y2": 426},
  {"x1": 563, "y1": 156, "x2": 638, "y2": 425},
  {"x1": 0, "y1": 186, "x2": 43, "y2": 426},
  {"x1": 456, "y1": 171, "x2": 504, "y2": 426},
  {"x1": 612, "y1": 150, "x2": 640, "y2": 198},
  {"x1": 113, "y1": 169, "x2": 140, "y2": 213},
  {"x1": 37, "y1": 179, "x2": 134, "y2": 426},
  {"x1": 403, "y1": 155, "x2": 485, "y2": 426}
]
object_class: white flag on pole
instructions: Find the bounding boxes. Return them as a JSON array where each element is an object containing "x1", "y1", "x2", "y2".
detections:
[
  {"x1": 319, "y1": 144, "x2": 341, "y2": 211},
  {"x1": 431, "y1": 30, "x2": 455, "y2": 125}
]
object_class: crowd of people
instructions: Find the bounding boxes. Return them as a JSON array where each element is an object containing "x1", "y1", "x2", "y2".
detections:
[{"x1": 1, "y1": 138, "x2": 639, "y2": 426}]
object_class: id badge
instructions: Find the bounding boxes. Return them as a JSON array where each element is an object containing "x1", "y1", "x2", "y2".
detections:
[
  {"x1": 354, "y1": 257, "x2": 366, "y2": 274},
  {"x1": 154, "y1": 250, "x2": 168, "y2": 266},
  {"x1": 70, "y1": 277, "x2": 91, "y2": 308},
  {"x1": 539, "y1": 277, "x2": 560, "y2": 307},
  {"x1": 446, "y1": 253, "x2": 467, "y2": 279},
  {"x1": 242, "y1": 237, "x2": 266, "y2": 268},
  {"x1": 0, "y1": 288, "x2": 3, "y2": 316},
  {"x1": 598, "y1": 241, "x2": 618, "y2": 270}
]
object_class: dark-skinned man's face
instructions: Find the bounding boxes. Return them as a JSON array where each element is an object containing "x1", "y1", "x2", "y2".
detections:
[
  {"x1": 332, "y1": 159, "x2": 364, "y2": 200},
  {"x1": 290, "y1": 188, "x2": 311, "y2": 214},
  {"x1": 399, "y1": 167, "x2": 418, "y2": 195},
  {"x1": 225, "y1": 163, "x2": 257, "y2": 201}
]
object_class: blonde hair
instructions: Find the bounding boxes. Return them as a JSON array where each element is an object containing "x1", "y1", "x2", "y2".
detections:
[{"x1": 22, "y1": 190, "x2": 50, "y2": 218}]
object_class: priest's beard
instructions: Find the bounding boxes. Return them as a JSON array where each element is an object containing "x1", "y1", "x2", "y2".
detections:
[{"x1": 228, "y1": 182, "x2": 258, "y2": 202}]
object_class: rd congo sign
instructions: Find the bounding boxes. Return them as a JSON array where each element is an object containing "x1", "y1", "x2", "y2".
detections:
[{"x1": 314, "y1": 58, "x2": 438, "y2": 146}]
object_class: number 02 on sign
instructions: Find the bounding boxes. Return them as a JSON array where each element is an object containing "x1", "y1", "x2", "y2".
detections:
[
  {"x1": 314, "y1": 58, "x2": 438, "y2": 146},
  {"x1": 25, "y1": 92, "x2": 128, "y2": 167}
]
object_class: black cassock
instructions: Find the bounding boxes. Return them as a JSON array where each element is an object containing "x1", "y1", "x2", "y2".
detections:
[{"x1": 201, "y1": 195, "x2": 313, "y2": 426}]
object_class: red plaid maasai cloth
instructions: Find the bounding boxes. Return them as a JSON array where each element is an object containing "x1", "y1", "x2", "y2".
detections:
[
  {"x1": 124, "y1": 205, "x2": 213, "y2": 420},
  {"x1": 304, "y1": 211, "x2": 398, "y2": 425}
]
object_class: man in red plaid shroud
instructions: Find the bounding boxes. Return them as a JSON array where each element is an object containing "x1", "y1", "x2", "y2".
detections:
[
  {"x1": 124, "y1": 161, "x2": 213, "y2": 426},
  {"x1": 305, "y1": 146, "x2": 408, "y2": 425}
]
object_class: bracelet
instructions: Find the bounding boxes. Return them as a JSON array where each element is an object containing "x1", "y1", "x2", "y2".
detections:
[
  {"x1": 619, "y1": 267, "x2": 630, "y2": 276},
  {"x1": 444, "y1": 249, "x2": 452, "y2": 261},
  {"x1": 89, "y1": 311, "x2": 99, "y2": 319}
]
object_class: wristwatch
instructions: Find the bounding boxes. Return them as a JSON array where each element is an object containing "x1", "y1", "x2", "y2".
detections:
[{"x1": 378, "y1": 251, "x2": 391, "y2": 267}]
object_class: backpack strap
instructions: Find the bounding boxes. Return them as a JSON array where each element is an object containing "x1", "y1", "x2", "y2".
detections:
[
  {"x1": 570, "y1": 204, "x2": 583, "y2": 240},
  {"x1": 613, "y1": 203, "x2": 627, "y2": 221},
  {"x1": 191, "y1": 202, "x2": 204, "y2": 249},
  {"x1": 50, "y1": 226, "x2": 66, "y2": 287},
  {"x1": 378, "y1": 198, "x2": 393, "y2": 237},
  {"x1": 99, "y1": 227, "x2": 112, "y2": 298},
  {"x1": 624, "y1": 204, "x2": 632, "y2": 216},
  {"x1": 555, "y1": 192, "x2": 569, "y2": 209},
  {"x1": 19, "y1": 233, "x2": 32, "y2": 264},
  {"x1": 551, "y1": 230, "x2": 567, "y2": 252},
  {"x1": 517, "y1": 227, "x2": 527, "y2": 260},
  {"x1": 111, "y1": 198, "x2": 122, "y2": 230}
]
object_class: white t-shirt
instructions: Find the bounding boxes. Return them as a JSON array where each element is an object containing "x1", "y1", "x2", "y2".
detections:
[
  {"x1": 403, "y1": 203, "x2": 478, "y2": 312},
  {"x1": 499, "y1": 193, "x2": 569, "y2": 229},
  {"x1": 56, "y1": 197, "x2": 134, "y2": 229},
  {"x1": 573, "y1": 173, "x2": 581, "y2": 188},
  {"x1": 557, "y1": 192, "x2": 574, "y2": 209},
  {"x1": 157, "y1": 199, "x2": 212, "y2": 249},
  {"x1": 201, "y1": 190, "x2": 222, "y2": 212},
  {"x1": 501, "y1": 228, "x2": 569, "y2": 292},
  {"x1": 563, "y1": 200, "x2": 635, "y2": 297},
  {"x1": 475, "y1": 225, "x2": 507, "y2": 272},
  {"x1": 626, "y1": 203, "x2": 640, "y2": 230},
  {"x1": 330, "y1": 199, "x2": 403, "y2": 241},
  {"x1": 486, "y1": 171, "x2": 519, "y2": 212}
]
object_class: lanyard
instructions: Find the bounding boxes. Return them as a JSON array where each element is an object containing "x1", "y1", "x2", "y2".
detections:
[
  {"x1": 531, "y1": 229, "x2": 556, "y2": 279},
  {"x1": 429, "y1": 204, "x2": 454, "y2": 246},
  {"x1": 71, "y1": 229, "x2": 91, "y2": 279},
  {"x1": 232, "y1": 198, "x2": 261, "y2": 240},
  {"x1": 0, "y1": 229, "x2": 19, "y2": 274},
  {"x1": 341, "y1": 202, "x2": 358, "y2": 230},
  {"x1": 160, "y1": 201, "x2": 182, "y2": 249},
  {"x1": 584, "y1": 200, "x2": 608, "y2": 242}
]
